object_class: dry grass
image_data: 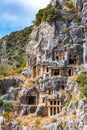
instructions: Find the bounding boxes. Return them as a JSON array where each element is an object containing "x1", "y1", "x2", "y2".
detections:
[
  {"x1": 16, "y1": 114, "x2": 53, "y2": 128},
  {"x1": 15, "y1": 113, "x2": 76, "y2": 129},
  {"x1": 68, "y1": 75, "x2": 77, "y2": 80},
  {"x1": 60, "y1": 115, "x2": 76, "y2": 121}
]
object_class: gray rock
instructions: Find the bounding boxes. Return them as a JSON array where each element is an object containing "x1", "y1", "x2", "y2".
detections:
[
  {"x1": 68, "y1": 120, "x2": 75, "y2": 130},
  {"x1": 35, "y1": 106, "x2": 48, "y2": 117},
  {"x1": 78, "y1": 100, "x2": 84, "y2": 110},
  {"x1": 21, "y1": 68, "x2": 32, "y2": 78},
  {"x1": 7, "y1": 120, "x2": 19, "y2": 130},
  {"x1": 67, "y1": 101, "x2": 77, "y2": 112},
  {"x1": 76, "y1": 0, "x2": 83, "y2": 11},
  {"x1": 69, "y1": 24, "x2": 84, "y2": 44},
  {"x1": 42, "y1": 123, "x2": 61, "y2": 130},
  {"x1": 22, "y1": 126, "x2": 28, "y2": 130},
  {"x1": 0, "y1": 116, "x2": 4, "y2": 127},
  {"x1": 1, "y1": 93, "x2": 15, "y2": 100},
  {"x1": 20, "y1": 107, "x2": 27, "y2": 116},
  {"x1": 51, "y1": 0, "x2": 63, "y2": 7}
]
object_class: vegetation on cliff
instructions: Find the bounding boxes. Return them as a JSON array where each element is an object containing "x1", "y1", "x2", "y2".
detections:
[
  {"x1": 0, "y1": 0, "x2": 82, "y2": 77},
  {"x1": 77, "y1": 73, "x2": 87, "y2": 97},
  {"x1": 0, "y1": 26, "x2": 32, "y2": 76},
  {"x1": 0, "y1": 26, "x2": 32, "y2": 66},
  {"x1": 33, "y1": 4, "x2": 61, "y2": 25}
]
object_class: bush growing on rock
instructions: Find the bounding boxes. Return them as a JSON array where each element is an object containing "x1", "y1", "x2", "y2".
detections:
[
  {"x1": 35, "y1": 118, "x2": 41, "y2": 129},
  {"x1": 77, "y1": 73, "x2": 87, "y2": 97},
  {"x1": 64, "y1": 1, "x2": 74, "y2": 9},
  {"x1": 14, "y1": 61, "x2": 26, "y2": 74},
  {"x1": 51, "y1": 118, "x2": 57, "y2": 123},
  {"x1": 2, "y1": 112, "x2": 9, "y2": 118},
  {"x1": 3, "y1": 102, "x2": 13, "y2": 112},
  {"x1": 0, "y1": 66, "x2": 14, "y2": 77},
  {"x1": 0, "y1": 99, "x2": 3, "y2": 107},
  {"x1": 34, "y1": 4, "x2": 61, "y2": 25}
]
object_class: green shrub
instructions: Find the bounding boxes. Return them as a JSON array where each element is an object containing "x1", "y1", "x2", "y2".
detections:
[
  {"x1": 34, "y1": 4, "x2": 61, "y2": 25},
  {"x1": 3, "y1": 102, "x2": 13, "y2": 112},
  {"x1": 76, "y1": 73, "x2": 87, "y2": 86},
  {"x1": 2, "y1": 112, "x2": 9, "y2": 118},
  {"x1": 14, "y1": 61, "x2": 26, "y2": 74},
  {"x1": 35, "y1": 119, "x2": 41, "y2": 126},
  {"x1": 0, "y1": 66, "x2": 14, "y2": 77},
  {"x1": 0, "y1": 99, "x2": 3, "y2": 107},
  {"x1": 0, "y1": 66, "x2": 7, "y2": 76},
  {"x1": 77, "y1": 73, "x2": 87, "y2": 97},
  {"x1": 65, "y1": 99, "x2": 71, "y2": 107},
  {"x1": 0, "y1": 88, "x2": 6, "y2": 95},
  {"x1": 51, "y1": 118, "x2": 57, "y2": 123},
  {"x1": 14, "y1": 67, "x2": 24, "y2": 74},
  {"x1": 64, "y1": 1, "x2": 74, "y2": 9},
  {"x1": 75, "y1": 100, "x2": 79, "y2": 108},
  {"x1": 80, "y1": 84, "x2": 87, "y2": 97},
  {"x1": 0, "y1": 26, "x2": 32, "y2": 70}
]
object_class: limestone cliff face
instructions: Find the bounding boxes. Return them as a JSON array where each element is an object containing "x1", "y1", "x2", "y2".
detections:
[
  {"x1": 27, "y1": 0, "x2": 85, "y2": 48},
  {"x1": 25, "y1": 0, "x2": 87, "y2": 78},
  {"x1": 0, "y1": 0, "x2": 87, "y2": 130}
]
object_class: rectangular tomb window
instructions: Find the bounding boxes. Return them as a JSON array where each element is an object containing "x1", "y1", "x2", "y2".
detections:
[
  {"x1": 52, "y1": 69, "x2": 60, "y2": 76},
  {"x1": 43, "y1": 98, "x2": 45, "y2": 103},
  {"x1": 58, "y1": 101, "x2": 60, "y2": 105},
  {"x1": 54, "y1": 107, "x2": 56, "y2": 115},
  {"x1": 57, "y1": 107, "x2": 59, "y2": 113},
  {"x1": 27, "y1": 96, "x2": 36, "y2": 105},
  {"x1": 51, "y1": 107, "x2": 52, "y2": 115},
  {"x1": 49, "y1": 90, "x2": 52, "y2": 95},
  {"x1": 46, "y1": 67, "x2": 49, "y2": 72},
  {"x1": 56, "y1": 56, "x2": 59, "y2": 60},
  {"x1": 48, "y1": 100, "x2": 62, "y2": 116},
  {"x1": 54, "y1": 101, "x2": 56, "y2": 105},
  {"x1": 50, "y1": 101, "x2": 52, "y2": 105},
  {"x1": 62, "y1": 85, "x2": 64, "y2": 90},
  {"x1": 54, "y1": 70, "x2": 59, "y2": 76},
  {"x1": 33, "y1": 66, "x2": 36, "y2": 78}
]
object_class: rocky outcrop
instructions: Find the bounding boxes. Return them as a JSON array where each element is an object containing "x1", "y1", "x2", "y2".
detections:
[
  {"x1": 0, "y1": 0, "x2": 87, "y2": 129},
  {"x1": 42, "y1": 123, "x2": 62, "y2": 130},
  {"x1": 0, "y1": 77, "x2": 22, "y2": 101},
  {"x1": 0, "y1": 77, "x2": 21, "y2": 89},
  {"x1": 0, "y1": 116, "x2": 4, "y2": 127}
]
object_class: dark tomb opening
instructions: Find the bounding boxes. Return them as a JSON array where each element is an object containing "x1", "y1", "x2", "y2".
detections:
[
  {"x1": 54, "y1": 101, "x2": 56, "y2": 105},
  {"x1": 53, "y1": 69, "x2": 60, "y2": 76},
  {"x1": 68, "y1": 69, "x2": 72, "y2": 76},
  {"x1": 58, "y1": 101, "x2": 60, "y2": 105},
  {"x1": 54, "y1": 107, "x2": 56, "y2": 115},
  {"x1": 56, "y1": 56, "x2": 59, "y2": 60},
  {"x1": 69, "y1": 59, "x2": 74, "y2": 64},
  {"x1": 50, "y1": 101, "x2": 52, "y2": 105},
  {"x1": 27, "y1": 96, "x2": 36, "y2": 105},
  {"x1": 51, "y1": 107, "x2": 52, "y2": 115},
  {"x1": 46, "y1": 67, "x2": 49, "y2": 72},
  {"x1": 62, "y1": 85, "x2": 64, "y2": 89}
]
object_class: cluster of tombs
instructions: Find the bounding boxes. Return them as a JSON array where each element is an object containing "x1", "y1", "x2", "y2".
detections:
[
  {"x1": 26, "y1": 44, "x2": 83, "y2": 78},
  {"x1": 23, "y1": 43, "x2": 85, "y2": 116},
  {"x1": 20, "y1": 77, "x2": 67, "y2": 116}
]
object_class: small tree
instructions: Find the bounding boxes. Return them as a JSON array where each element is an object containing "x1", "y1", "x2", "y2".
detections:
[
  {"x1": 3, "y1": 102, "x2": 13, "y2": 112},
  {"x1": 77, "y1": 73, "x2": 87, "y2": 97}
]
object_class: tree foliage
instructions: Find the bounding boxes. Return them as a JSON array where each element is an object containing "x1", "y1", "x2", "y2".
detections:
[
  {"x1": 34, "y1": 4, "x2": 61, "y2": 25},
  {"x1": 77, "y1": 73, "x2": 87, "y2": 97}
]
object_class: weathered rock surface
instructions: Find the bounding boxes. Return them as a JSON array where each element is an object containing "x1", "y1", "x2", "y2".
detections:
[
  {"x1": 0, "y1": 0, "x2": 87, "y2": 130},
  {"x1": 42, "y1": 123, "x2": 62, "y2": 130},
  {"x1": 0, "y1": 116, "x2": 4, "y2": 127}
]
